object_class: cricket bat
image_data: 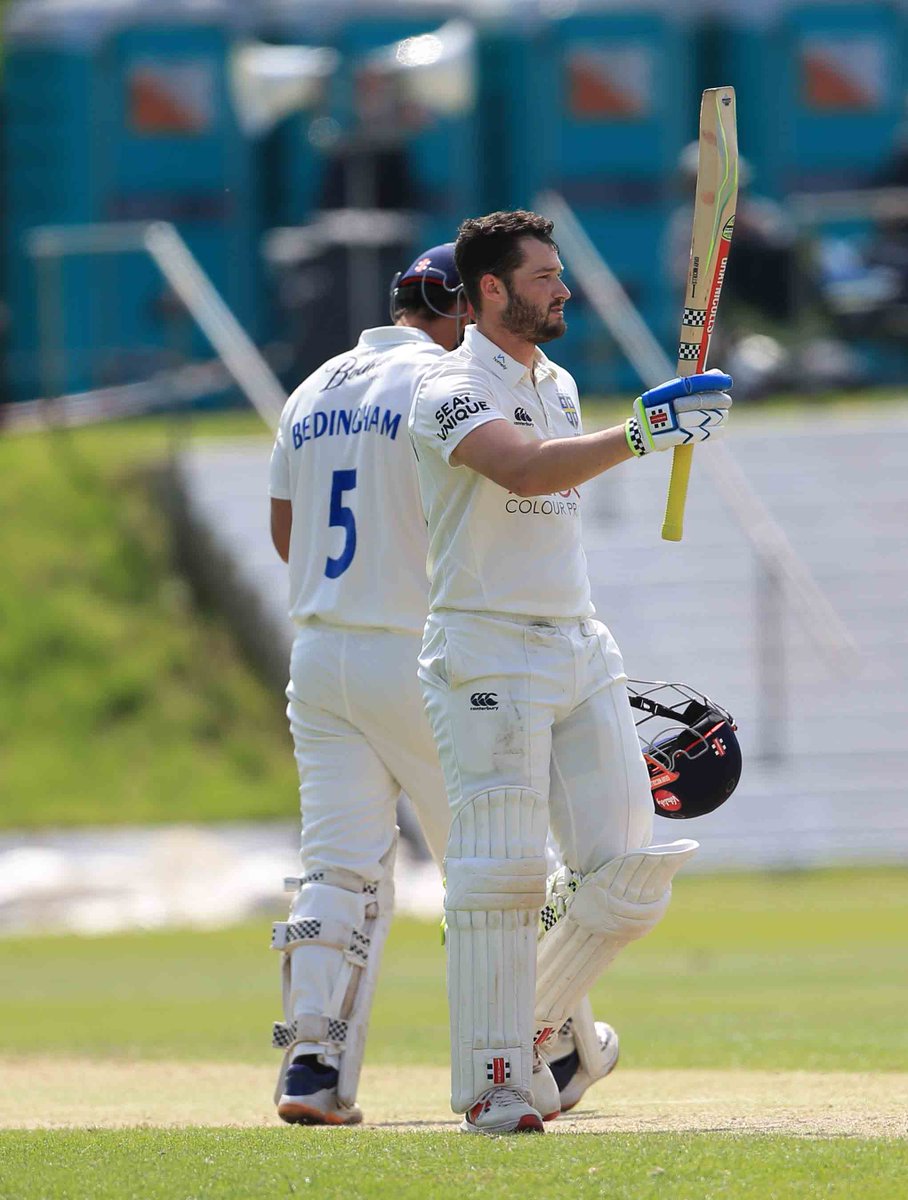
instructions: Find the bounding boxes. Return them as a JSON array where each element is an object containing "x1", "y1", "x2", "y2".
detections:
[{"x1": 661, "y1": 87, "x2": 739, "y2": 542}]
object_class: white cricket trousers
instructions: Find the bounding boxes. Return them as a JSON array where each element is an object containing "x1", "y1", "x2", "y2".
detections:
[
  {"x1": 418, "y1": 610, "x2": 653, "y2": 1110},
  {"x1": 286, "y1": 622, "x2": 451, "y2": 876},
  {"x1": 282, "y1": 622, "x2": 451, "y2": 1062},
  {"x1": 419, "y1": 612, "x2": 653, "y2": 873}
]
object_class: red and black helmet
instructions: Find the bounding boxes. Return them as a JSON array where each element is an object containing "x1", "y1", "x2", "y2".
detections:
[{"x1": 628, "y1": 680, "x2": 742, "y2": 819}]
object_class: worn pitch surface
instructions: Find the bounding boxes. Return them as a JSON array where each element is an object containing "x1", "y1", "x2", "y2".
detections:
[{"x1": 3, "y1": 1058, "x2": 906, "y2": 1138}]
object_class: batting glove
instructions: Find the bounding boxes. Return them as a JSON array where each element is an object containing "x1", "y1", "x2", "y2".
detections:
[{"x1": 625, "y1": 368, "x2": 733, "y2": 457}]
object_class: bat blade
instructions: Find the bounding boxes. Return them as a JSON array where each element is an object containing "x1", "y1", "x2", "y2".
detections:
[{"x1": 661, "y1": 87, "x2": 738, "y2": 542}]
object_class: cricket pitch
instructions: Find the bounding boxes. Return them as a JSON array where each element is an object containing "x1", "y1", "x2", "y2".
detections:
[{"x1": 3, "y1": 1058, "x2": 906, "y2": 1137}]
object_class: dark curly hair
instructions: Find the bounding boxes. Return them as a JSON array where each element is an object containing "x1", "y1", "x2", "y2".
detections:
[{"x1": 454, "y1": 210, "x2": 557, "y2": 312}]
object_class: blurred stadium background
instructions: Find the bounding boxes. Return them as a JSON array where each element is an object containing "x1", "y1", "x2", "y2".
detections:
[{"x1": 1, "y1": 0, "x2": 907, "y2": 934}]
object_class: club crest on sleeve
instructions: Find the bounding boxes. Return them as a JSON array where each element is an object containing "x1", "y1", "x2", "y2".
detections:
[{"x1": 558, "y1": 392, "x2": 579, "y2": 428}]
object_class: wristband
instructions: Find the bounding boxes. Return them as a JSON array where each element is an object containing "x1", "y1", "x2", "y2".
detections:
[{"x1": 625, "y1": 416, "x2": 648, "y2": 458}]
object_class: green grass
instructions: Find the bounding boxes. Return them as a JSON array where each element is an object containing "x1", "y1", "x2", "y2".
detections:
[
  {"x1": 1, "y1": 1129, "x2": 905, "y2": 1200},
  {"x1": 0, "y1": 869, "x2": 905, "y2": 1072},
  {"x1": 2, "y1": 869, "x2": 906, "y2": 1196},
  {"x1": 0, "y1": 411, "x2": 298, "y2": 827}
]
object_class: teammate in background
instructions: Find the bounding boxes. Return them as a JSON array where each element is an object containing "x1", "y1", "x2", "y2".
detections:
[
  {"x1": 267, "y1": 244, "x2": 617, "y2": 1128},
  {"x1": 409, "y1": 211, "x2": 733, "y2": 1134}
]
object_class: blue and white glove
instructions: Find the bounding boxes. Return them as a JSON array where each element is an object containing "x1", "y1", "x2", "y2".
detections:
[{"x1": 625, "y1": 368, "x2": 733, "y2": 457}]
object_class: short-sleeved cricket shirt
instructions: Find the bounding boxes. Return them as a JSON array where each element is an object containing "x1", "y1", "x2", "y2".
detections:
[
  {"x1": 270, "y1": 325, "x2": 445, "y2": 634},
  {"x1": 408, "y1": 325, "x2": 594, "y2": 619}
]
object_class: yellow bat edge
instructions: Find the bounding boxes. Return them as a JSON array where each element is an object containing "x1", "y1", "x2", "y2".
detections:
[{"x1": 661, "y1": 86, "x2": 738, "y2": 542}]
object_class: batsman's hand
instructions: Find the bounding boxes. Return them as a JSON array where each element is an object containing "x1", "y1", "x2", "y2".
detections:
[{"x1": 625, "y1": 368, "x2": 732, "y2": 457}]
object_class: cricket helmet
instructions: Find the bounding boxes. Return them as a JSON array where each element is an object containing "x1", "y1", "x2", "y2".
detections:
[
  {"x1": 389, "y1": 242, "x2": 465, "y2": 322},
  {"x1": 628, "y1": 680, "x2": 742, "y2": 819}
]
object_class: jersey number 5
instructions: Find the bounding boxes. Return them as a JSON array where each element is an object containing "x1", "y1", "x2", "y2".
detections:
[{"x1": 325, "y1": 469, "x2": 357, "y2": 579}]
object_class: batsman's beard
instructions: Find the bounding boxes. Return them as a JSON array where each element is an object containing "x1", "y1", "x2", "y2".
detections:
[{"x1": 501, "y1": 289, "x2": 567, "y2": 344}]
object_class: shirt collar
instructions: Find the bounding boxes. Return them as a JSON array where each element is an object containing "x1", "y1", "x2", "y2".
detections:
[
  {"x1": 357, "y1": 325, "x2": 436, "y2": 348},
  {"x1": 462, "y1": 325, "x2": 557, "y2": 386}
]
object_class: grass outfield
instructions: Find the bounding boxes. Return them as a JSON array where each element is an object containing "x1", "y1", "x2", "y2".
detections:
[
  {"x1": 0, "y1": 411, "x2": 297, "y2": 828},
  {"x1": 1, "y1": 868, "x2": 906, "y2": 1071},
  {"x1": 1, "y1": 870, "x2": 906, "y2": 1195},
  {"x1": 1, "y1": 1131, "x2": 906, "y2": 1200}
]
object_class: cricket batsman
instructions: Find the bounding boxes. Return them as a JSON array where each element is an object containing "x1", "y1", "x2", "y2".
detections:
[
  {"x1": 267, "y1": 243, "x2": 618, "y2": 1127},
  {"x1": 409, "y1": 211, "x2": 733, "y2": 1134}
]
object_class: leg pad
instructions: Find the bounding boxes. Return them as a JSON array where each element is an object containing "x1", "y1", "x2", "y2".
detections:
[
  {"x1": 535, "y1": 839, "x2": 698, "y2": 1027},
  {"x1": 445, "y1": 788, "x2": 549, "y2": 1111}
]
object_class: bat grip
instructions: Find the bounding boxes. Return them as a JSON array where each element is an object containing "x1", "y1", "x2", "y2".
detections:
[{"x1": 662, "y1": 443, "x2": 694, "y2": 541}]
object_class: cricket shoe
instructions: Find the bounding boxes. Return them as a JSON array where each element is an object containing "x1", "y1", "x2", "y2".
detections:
[
  {"x1": 544, "y1": 1018, "x2": 620, "y2": 1113},
  {"x1": 276, "y1": 1055, "x2": 363, "y2": 1126},
  {"x1": 460, "y1": 1087, "x2": 545, "y2": 1135},
  {"x1": 532, "y1": 1046, "x2": 562, "y2": 1121}
]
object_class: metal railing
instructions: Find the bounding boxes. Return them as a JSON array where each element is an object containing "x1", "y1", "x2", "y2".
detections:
[
  {"x1": 537, "y1": 190, "x2": 860, "y2": 760},
  {"x1": 26, "y1": 221, "x2": 287, "y2": 431}
]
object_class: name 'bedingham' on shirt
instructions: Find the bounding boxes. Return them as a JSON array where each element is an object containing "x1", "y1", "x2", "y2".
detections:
[{"x1": 291, "y1": 403, "x2": 401, "y2": 448}]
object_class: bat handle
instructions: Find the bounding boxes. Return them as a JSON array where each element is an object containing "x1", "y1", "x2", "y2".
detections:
[{"x1": 661, "y1": 443, "x2": 694, "y2": 541}]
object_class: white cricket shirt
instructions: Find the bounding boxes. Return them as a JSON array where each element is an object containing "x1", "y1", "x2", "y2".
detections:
[
  {"x1": 269, "y1": 326, "x2": 445, "y2": 634},
  {"x1": 408, "y1": 325, "x2": 594, "y2": 619}
]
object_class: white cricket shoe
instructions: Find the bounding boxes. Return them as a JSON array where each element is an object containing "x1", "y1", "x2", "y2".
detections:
[
  {"x1": 276, "y1": 1055, "x2": 363, "y2": 1126},
  {"x1": 460, "y1": 1087, "x2": 545, "y2": 1135},
  {"x1": 544, "y1": 1019, "x2": 620, "y2": 1113},
  {"x1": 532, "y1": 1046, "x2": 562, "y2": 1121}
]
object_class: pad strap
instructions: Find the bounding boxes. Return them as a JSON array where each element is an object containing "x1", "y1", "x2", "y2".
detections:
[
  {"x1": 271, "y1": 919, "x2": 370, "y2": 966},
  {"x1": 284, "y1": 870, "x2": 379, "y2": 896},
  {"x1": 272, "y1": 1015, "x2": 348, "y2": 1051}
]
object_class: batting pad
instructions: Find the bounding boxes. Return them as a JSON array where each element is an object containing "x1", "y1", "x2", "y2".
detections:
[
  {"x1": 565, "y1": 994, "x2": 612, "y2": 1083},
  {"x1": 271, "y1": 833, "x2": 397, "y2": 1107},
  {"x1": 535, "y1": 839, "x2": 699, "y2": 1028},
  {"x1": 444, "y1": 787, "x2": 548, "y2": 1111}
]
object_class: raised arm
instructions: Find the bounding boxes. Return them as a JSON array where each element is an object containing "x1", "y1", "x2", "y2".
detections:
[
  {"x1": 450, "y1": 370, "x2": 733, "y2": 497},
  {"x1": 450, "y1": 420, "x2": 632, "y2": 497}
]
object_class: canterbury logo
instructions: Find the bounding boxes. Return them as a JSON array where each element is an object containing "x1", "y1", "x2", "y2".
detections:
[
  {"x1": 513, "y1": 407, "x2": 533, "y2": 426},
  {"x1": 470, "y1": 692, "x2": 498, "y2": 710}
]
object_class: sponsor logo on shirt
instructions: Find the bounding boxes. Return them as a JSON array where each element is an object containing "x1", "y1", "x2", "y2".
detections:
[
  {"x1": 493, "y1": 352, "x2": 507, "y2": 370},
  {"x1": 505, "y1": 487, "x2": 580, "y2": 517},
  {"x1": 558, "y1": 392, "x2": 579, "y2": 429},
  {"x1": 470, "y1": 692, "x2": 498, "y2": 710},
  {"x1": 513, "y1": 407, "x2": 534, "y2": 426},
  {"x1": 435, "y1": 394, "x2": 491, "y2": 442}
]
